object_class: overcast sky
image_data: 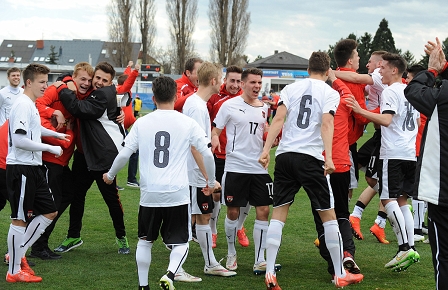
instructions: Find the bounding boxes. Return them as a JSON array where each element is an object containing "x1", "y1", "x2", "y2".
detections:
[{"x1": 1, "y1": 0, "x2": 447, "y2": 64}]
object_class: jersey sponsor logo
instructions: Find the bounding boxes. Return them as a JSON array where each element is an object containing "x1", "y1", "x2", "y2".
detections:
[
  {"x1": 226, "y1": 196, "x2": 234, "y2": 203},
  {"x1": 385, "y1": 102, "x2": 391, "y2": 107},
  {"x1": 202, "y1": 203, "x2": 209, "y2": 211},
  {"x1": 239, "y1": 109, "x2": 246, "y2": 114}
]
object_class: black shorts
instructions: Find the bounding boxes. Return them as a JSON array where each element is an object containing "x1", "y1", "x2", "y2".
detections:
[
  {"x1": 358, "y1": 129, "x2": 381, "y2": 178},
  {"x1": 378, "y1": 159, "x2": 416, "y2": 199},
  {"x1": 222, "y1": 172, "x2": 273, "y2": 207},
  {"x1": 214, "y1": 155, "x2": 225, "y2": 184},
  {"x1": 138, "y1": 204, "x2": 190, "y2": 245},
  {"x1": 6, "y1": 164, "x2": 56, "y2": 222},
  {"x1": 190, "y1": 186, "x2": 214, "y2": 214},
  {"x1": 273, "y1": 152, "x2": 333, "y2": 211}
]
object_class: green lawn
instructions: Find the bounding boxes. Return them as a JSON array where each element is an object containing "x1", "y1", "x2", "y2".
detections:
[{"x1": 0, "y1": 123, "x2": 435, "y2": 289}]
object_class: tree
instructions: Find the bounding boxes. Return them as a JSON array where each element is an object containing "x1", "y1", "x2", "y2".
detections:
[
  {"x1": 47, "y1": 45, "x2": 58, "y2": 64},
  {"x1": 327, "y1": 33, "x2": 357, "y2": 70},
  {"x1": 136, "y1": 0, "x2": 156, "y2": 63},
  {"x1": 108, "y1": 0, "x2": 135, "y2": 67},
  {"x1": 166, "y1": 0, "x2": 198, "y2": 74},
  {"x1": 357, "y1": 32, "x2": 373, "y2": 74},
  {"x1": 254, "y1": 55, "x2": 263, "y2": 62},
  {"x1": 208, "y1": 0, "x2": 250, "y2": 66},
  {"x1": 401, "y1": 50, "x2": 416, "y2": 66},
  {"x1": 153, "y1": 47, "x2": 174, "y2": 74},
  {"x1": 371, "y1": 18, "x2": 397, "y2": 54}
]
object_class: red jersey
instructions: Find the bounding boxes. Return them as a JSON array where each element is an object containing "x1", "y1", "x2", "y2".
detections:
[
  {"x1": 117, "y1": 66, "x2": 139, "y2": 129},
  {"x1": 416, "y1": 114, "x2": 427, "y2": 157},
  {"x1": 270, "y1": 94, "x2": 280, "y2": 110},
  {"x1": 174, "y1": 74, "x2": 197, "y2": 112},
  {"x1": 208, "y1": 83, "x2": 242, "y2": 159}
]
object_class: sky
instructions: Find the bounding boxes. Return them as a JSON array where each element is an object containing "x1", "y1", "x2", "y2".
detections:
[{"x1": 1, "y1": 0, "x2": 447, "y2": 64}]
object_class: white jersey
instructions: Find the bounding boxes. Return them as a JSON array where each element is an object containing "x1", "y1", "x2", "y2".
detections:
[
  {"x1": 6, "y1": 94, "x2": 42, "y2": 166},
  {"x1": 379, "y1": 82, "x2": 417, "y2": 160},
  {"x1": 0, "y1": 85, "x2": 23, "y2": 125},
  {"x1": 213, "y1": 96, "x2": 268, "y2": 174},
  {"x1": 276, "y1": 78, "x2": 340, "y2": 160},
  {"x1": 183, "y1": 93, "x2": 211, "y2": 187},
  {"x1": 123, "y1": 109, "x2": 211, "y2": 207},
  {"x1": 366, "y1": 68, "x2": 387, "y2": 110}
]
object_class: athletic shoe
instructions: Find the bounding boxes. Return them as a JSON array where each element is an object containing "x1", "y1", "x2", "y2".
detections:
[
  {"x1": 422, "y1": 225, "x2": 429, "y2": 235},
  {"x1": 116, "y1": 185, "x2": 124, "y2": 191},
  {"x1": 237, "y1": 227, "x2": 250, "y2": 247},
  {"x1": 160, "y1": 273, "x2": 175, "y2": 290},
  {"x1": 342, "y1": 251, "x2": 361, "y2": 274},
  {"x1": 265, "y1": 272, "x2": 281, "y2": 290},
  {"x1": 414, "y1": 234, "x2": 425, "y2": 242},
  {"x1": 253, "y1": 261, "x2": 282, "y2": 275},
  {"x1": 226, "y1": 254, "x2": 237, "y2": 270},
  {"x1": 212, "y1": 234, "x2": 217, "y2": 249},
  {"x1": 116, "y1": 236, "x2": 130, "y2": 254},
  {"x1": 6, "y1": 270, "x2": 42, "y2": 283},
  {"x1": 29, "y1": 247, "x2": 62, "y2": 260},
  {"x1": 423, "y1": 238, "x2": 430, "y2": 244},
  {"x1": 20, "y1": 257, "x2": 35, "y2": 276},
  {"x1": 385, "y1": 249, "x2": 416, "y2": 269},
  {"x1": 126, "y1": 181, "x2": 140, "y2": 188},
  {"x1": 54, "y1": 237, "x2": 83, "y2": 253},
  {"x1": 204, "y1": 264, "x2": 237, "y2": 277},
  {"x1": 349, "y1": 216, "x2": 363, "y2": 240},
  {"x1": 4, "y1": 254, "x2": 35, "y2": 267},
  {"x1": 370, "y1": 223, "x2": 389, "y2": 244},
  {"x1": 413, "y1": 250, "x2": 421, "y2": 262},
  {"x1": 174, "y1": 270, "x2": 202, "y2": 282},
  {"x1": 313, "y1": 238, "x2": 320, "y2": 248},
  {"x1": 333, "y1": 270, "x2": 364, "y2": 288}
]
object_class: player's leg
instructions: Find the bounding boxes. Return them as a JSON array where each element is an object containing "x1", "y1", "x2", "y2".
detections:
[
  {"x1": 427, "y1": 203, "x2": 448, "y2": 289},
  {"x1": 209, "y1": 155, "x2": 224, "y2": 248}
]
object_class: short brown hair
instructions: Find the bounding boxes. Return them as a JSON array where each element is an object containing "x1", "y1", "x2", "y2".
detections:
[
  {"x1": 308, "y1": 52, "x2": 330, "y2": 74},
  {"x1": 197, "y1": 62, "x2": 222, "y2": 86},
  {"x1": 225, "y1": 65, "x2": 243, "y2": 77},
  {"x1": 152, "y1": 76, "x2": 177, "y2": 104},
  {"x1": 23, "y1": 63, "x2": 50, "y2": 83},
  {"x1": 334, "y1": 39, "x2": 358, "y2": 67},
  {"x1": 95, "y1": 61, "x2": 115, "y2": 80},
  {"x1": 7, "y1": 67, "x2": 20, "y2": 77},
  {"x1": 241, "y1": 68, "x2": 263, "y2": 81},
  {"x1": 73, "y1": 62, "x2": 94, "y2": 78},
  {"x1": 382, "y1": 53, "x2": 407, "y2": 75},
  {"x1": 184, "y1": 57, "x2": 203, "y2": 73},
  {"x1": 117, "y1": 74, "x2": 129, "y2": 85}
]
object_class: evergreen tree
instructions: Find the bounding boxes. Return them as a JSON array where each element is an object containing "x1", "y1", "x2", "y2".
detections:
[
  {"x1": 327, "y1": 33, "x2": 357, "y2": 69},
  {"x1": 357, "y1": 32, "x2": 373, "y2": 74},
  {"x1": 371, "y1": 18, "x2": 397, "y2": 53},
  {"x1": 47, "y1": 45, "x2": 58, "y2": 65},
  {"x1": 401, "y1": 50, "x2": 416, "y2": 66}
]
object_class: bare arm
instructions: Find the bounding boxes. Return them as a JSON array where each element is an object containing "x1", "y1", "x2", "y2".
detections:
[
  {"x1": 345, "y1": 95, "x2": 393, "y2": 127},
  {"x1": 211, "y1": 127, "x2": 223, "y2": 153},
  {"x1": 259, "y1": 104, "x2": 286, "y2": 169},
  {"x1": 334, "y1": 70, "x2": 374, "y2": 85}
]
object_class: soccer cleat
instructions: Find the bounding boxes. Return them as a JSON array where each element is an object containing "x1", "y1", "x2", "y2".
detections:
[
  {"x1": 116, "y1": 185, "x2": 125, "y2": 191},
  {"x1": 20, "y1": 257, "x2": 35, "y2": 276},
  {"x1": 333, "y1": 270, "x2": 364, "y2": 288},
  {"x1": 370, "y1": 223, "x2": 389, "y2": 244},
  {"x1": 226, "y1": 254, "x2": 237, "y2": 270},
  {"x1": 212, "y1": 234, "x2": 217, "y2": 249},
  {"x1": 349, "y1": 216, "x2": 363, "y2": 240},
  {"x1": 54, "y1": 237, "x2": 83, "y2": 253},
  {"x1": 342, "y1": 252, "x2": 361, "y2": 274},
  {"x1": 174, "y1": 270, "x2": 202, "y2": 282},
  {"x1": 253, "y1": 261, "x2": 282, "y2": 275},
  {"x1": 385, "y1": 249, "x2": 416, "y2": 269},
  {"x1": 160, "y1": 273, "x2": 175, "y2": 290},
  {"x1": 237, "y1": 227, "x2": 250, "y2": 247},
  {"x1": 314, "y1": 238, "x2": 320, "y2": 248},
  {"x1": 391, "y1": 250, "x2": 419, "y2": 272},
  {"x1": 126, "y1": 181, "x2": 140, "y2": 188},
  {"x1": 414, "y1": 234, "x2": 425, "y2": 242},
  {"x1": 204, "y1": 264, "x2": 237, "y2": 277},
  {"x1": 423, "y1": 238, "x2": 430, "y2": 244},
  {"x1": 265, "y1": 272, "x2": 282, "y2": 290},
  {"x1": 6, "y1": 270, "x2": 42, "y2": 283},
  {"x1": 29, "y1": 247, "x2": 62, "y2": 260},
  {"x1": 116, "y1": 236, "x2": 130, "y2": 254}
]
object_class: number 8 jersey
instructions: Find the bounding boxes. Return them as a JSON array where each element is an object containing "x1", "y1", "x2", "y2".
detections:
[{"x1": 275, "y1": 78, "x2": 340, "y2": 160}]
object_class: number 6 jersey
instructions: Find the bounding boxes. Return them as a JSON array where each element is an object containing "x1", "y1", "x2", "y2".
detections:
[{"x1": 275, "y1": 78, "x2": 340, "y2": 160}]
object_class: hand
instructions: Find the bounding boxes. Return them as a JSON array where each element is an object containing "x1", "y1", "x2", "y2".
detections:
[
  {"x1": 327, "y1": 68, "x2": 336, "y2": 82},
  {"x1": 202, "y1": 184, "x2": 214, "y2": 196},
  {"x1": 116, "y1": 109, "x2": 125, "y2": 124},
  {"x1": 213, "y1": 181, "x2": 222, "y2": 193},
  {"x1": 258, "y1": 150, "x2": 271, "y2": 169},
  {"x1": 344, "y1": 95, "x2": 361, "y2": 113},
  {"x1": 211, "y1": 135, "x2": 221, "y2": 153},
  {"x1": 49, "y1": 146, "x2": 63, "y2": 158},
  {"x1": 324, "y1": 159, "x2": 335, "y2": 175},
  {"x1": 128, "y1": 61, "x2": 134, "y2": 67},
  {"x1": 103, "y1": 173, "x2": 114, "y2": 185},
  {"x1": 67, "y1": 81, "x2": 77, "y2": 92},
  {"x1": 427, "y1": 37, "x2": 446, "y2": 73},
  {"x1": 52, "y1": 110, "x2": 66, "y2": 131},
  {"x1": 56, "y1": 133, "x2": 70, "y2": 142}
]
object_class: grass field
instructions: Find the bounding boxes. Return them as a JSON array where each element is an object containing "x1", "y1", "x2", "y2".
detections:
[{"x1": 0, "y1": 123, "x2": 436, "y2": 289}]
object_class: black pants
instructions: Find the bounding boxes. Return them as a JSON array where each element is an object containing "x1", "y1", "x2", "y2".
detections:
[
  {"x1": 127, "y1": 150, "x2": 139, "y2": 183},
  {"x1": 428, "y1": 202, "x2": 448, "y2": 289},
  {"x1": 32, "y1": 162, "x2": 75, "y2": 251},
  {"x1": 67, "y1": 150, "x2": 126, "y2": 239},
  {"x1": 313, "y1": 171, "x2": 354, "y2": 275}
]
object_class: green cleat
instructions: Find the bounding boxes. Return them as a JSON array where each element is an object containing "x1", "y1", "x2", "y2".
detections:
[
  {"x1": 116, "y1": 236, "x2": 130, "y2": 254},
  {"x1": 54, "y1": 237, "x2": 83, "y2": 253}
]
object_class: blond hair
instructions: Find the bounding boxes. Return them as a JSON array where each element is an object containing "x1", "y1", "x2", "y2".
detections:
[{"x1": 197, "y1": 62, "x2": 222, "y2": 87}]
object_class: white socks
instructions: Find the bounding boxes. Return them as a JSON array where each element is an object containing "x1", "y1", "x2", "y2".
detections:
[
  {"x1": 323, "y1": 220, "x2": 345, "y2": 278},
  {"x1": 385, "y1": 201, "x2": 408, "y2": 246},
  {"x1": 168, "y1": 244, "x2": 189, "y2": 275},
  {"x1": 225, "y1": 216, "x2": 238, "y2": 256},
  {"x1": 253, "y1": 220, "x2": 268, "y2": 264},
  {"x1": 196, "y1": 224, "x2": 218, "y2": 267},
  {"x1": 136, "y1": 239, "x2": 153, "y2": 286},
  {"x1": 237, "y1": 203, "x2": 251, "y2": 230},
  {"x1": 7, "y1": 224, "x2": 25, "y2": 274},
  {"x1": 266, "y1": 219, "x2": 284, "y2": 275},
  {"x1": 401, "y1": 204, "x2": 414, "y2": 247},
  {"x1": 209, "y1": 201, "x2": 221, "y2": 234}
]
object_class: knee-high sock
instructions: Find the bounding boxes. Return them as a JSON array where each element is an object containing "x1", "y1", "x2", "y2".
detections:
[
  {"x1": 8, "y1": 224, "x2": 25, "y2": 274},
  {"x1": 196, "y1": 224, "x2": 218, "y2": 267},
  {"x1": 385, "y1": 201, "x2": 408, "y2": 246},
  {"x1": 225, "y1": 216, "x2": 238, "y2": 256},
  {"x1": 253, "y1": 220, "x2": 268, "y2": 264},
  {"x1": 401, "y1": 204, "x2": 415, "y2": 247},
  {"x1": 136, "y1": 239, "x2": 153, "y2": 287},
  {"x1": 22, "y1": 215, "x2": 52, "y2": 253},
  {"x1": 266, "y1": 219, "x2": 284, "y2": 275},
  {"x1": 351, "y1": 201, "x2": 366, "y2": 219},
  {"x1": 323, "y1": 220, "x2": 345, "y2": 278},
  {"x1": 168, "y1": 244, "x2": 189, "y2": 275},
  {"x1": 209, "y1": 201, "x2": 221, "y2": 234},
  {"x1": 237, "y1": 202, "x2": 251, "y2": 230},
  {"x1": 412, "y1": 199, "x2": 425, "y2": 230},
  {"x1": 375, "y1": 211, "x2": 388, "y2": 228}
]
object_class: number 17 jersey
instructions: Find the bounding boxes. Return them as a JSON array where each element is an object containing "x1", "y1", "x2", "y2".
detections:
[{"x1": 275, "y1": 78, "x2": 340, "y2": 161}]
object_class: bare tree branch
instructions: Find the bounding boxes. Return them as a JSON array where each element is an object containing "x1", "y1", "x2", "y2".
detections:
[
  {"x1": 136, "y1": 0, "x2": 156, "y2": 63},
  {"x1": 108, "y1": 0, "x2": 135, "y2": 67}
]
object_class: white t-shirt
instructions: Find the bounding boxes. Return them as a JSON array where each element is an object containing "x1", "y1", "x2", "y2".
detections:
[
  {"x1": 275, "y1": 78, "x2": 340, "y2": 161},
  {"x1": 0, "y1": 85, "x2": 23, "y2": 125},
  {"x1": 123, "y1": 109, "x2": 211, "y2": 207},
  {"x1": 366, "y1": 68, "x2": 387, "y2": 110},
  {"x1": 213, "y1": 96, "x2": 268, "y2": 174},
  {"x1": 7, "y1": 94, "x2": 43, "y2": 166},
  {"x1": 379, "y1": 82, "x2": 417, "y2": 160},
  {"x1": 183, "y1": 93, "x2": 211, "y2": 187}
]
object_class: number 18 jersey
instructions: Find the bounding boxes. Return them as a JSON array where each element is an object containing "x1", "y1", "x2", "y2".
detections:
[{"x1": 275, "y1": 79, "x2": 340, "y2": 161}]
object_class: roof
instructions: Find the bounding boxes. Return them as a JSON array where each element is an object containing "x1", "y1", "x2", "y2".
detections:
[
  {"x1": 245, "y1": 51, "x2": 308, "y2": 70},
  {"x1": 97, "y1": 42, "x2": 141, "y2": 66},
  {"x1": 0, "y1": 40, "x2": 36, "y2": 63}
]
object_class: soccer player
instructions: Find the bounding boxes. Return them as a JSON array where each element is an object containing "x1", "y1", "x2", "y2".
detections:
[
  {"x1": 346, "y1": 53, "x2": 420, "y2": 272},
  {"x1": 260, "y1": 52, "x2": 363, "y2": 289},
  {"x1": 207, "y1": 65, "x2": 251, "y2": 249},
  {"x1": 183, "y1": 61, "x2": 236, "y2": 277},
  {"x1": 103, "y1": 76, "x2": 217, "y2": 290},
  {"x1": 211, "y1": 67, "x2": 279, "y2": 275},
  {"x1": 6, "y1": 64, "x2": 68, "y2": 283},
  {"x1": 174, "y1": 57, "x2": 203, "y2": 112}
]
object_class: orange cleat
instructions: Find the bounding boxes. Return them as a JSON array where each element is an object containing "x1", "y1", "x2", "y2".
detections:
[
  {"x1": 265, "y1": 272, "x2": 282, "y2": 290},
  {"x1": 20, "y1": 257, "x2": 35, "y2": 276},
  {"x1": 370, "y1": 223, "x2": 389, "y2": 244},
  {"x1": 334, "y1": 270, "x2": 364, "y2": 288},
  {"x1": 314, "y1": 238, "x2": 320, "y2": 248},
  {"x1": 212, "y1": 234, "x2": 217, "y2": 249},
  {"x1": 6, "y1": 270, "x2": 42, "y2": 283},
  {"x1": 349, "y1": 216, "x2": 363, "y2": 240},
  {"x1": 237, "y1": 227, "x2": 250, "y2": 247}
]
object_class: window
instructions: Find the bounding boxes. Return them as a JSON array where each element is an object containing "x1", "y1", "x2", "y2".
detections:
[
  {"x1": 33, "y1": 56, "x2": 39, "y2": 61},
  {"x1": 28, "y1": 44, "x2": 33, "y2": 48},
  {"x1": 101, "y1": 49, "x2": 107, "y2": 54},
  {"x1": 39, "y1": 57, "x2": 45, "y2": 61},
  {"x1": 45, "y1": 57, "x2": 50, "y2": 62},
  {"x1": 0, "y1": 57, "x2": 6, "y2": 61},
  {"x1": 16, "y1": 57, "x2": 22, "y2": 62},
  {"x1": 6, "y1": 44, "x2": 12, "y2": 48},
  {"x1": 68, "y1": 58, "x2": 75, "y2": 63}
]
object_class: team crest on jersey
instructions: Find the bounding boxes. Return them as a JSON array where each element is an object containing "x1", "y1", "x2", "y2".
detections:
[
  {"x1": 202, "y1": 203, "x2": 209, "y2": 211},
  {"x1": 27, "y1": 210, "x2": 33, "y2": 219},
  {"x1": 262, "y1": 111, "x2": 265, "y2": 118},
  {"x1": 226, "y1": 196, "x2": 233, "y2": 203}
]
